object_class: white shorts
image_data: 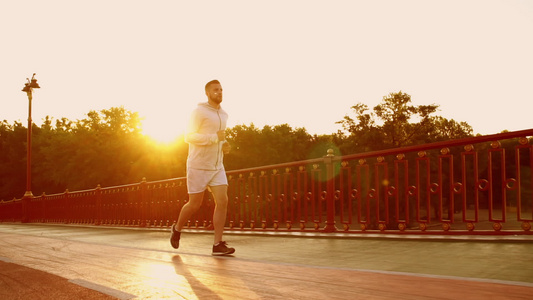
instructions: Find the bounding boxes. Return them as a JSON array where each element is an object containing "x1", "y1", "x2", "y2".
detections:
[{"x1": 187, "y1": 168, "x2": 228, "y2": 194}]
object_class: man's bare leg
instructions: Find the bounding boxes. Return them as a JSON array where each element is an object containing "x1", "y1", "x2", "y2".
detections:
[
  {"x1": 175, "y1": 192, "x2": 204, "y2": 231},
  {"x1": 209, "y1": 185, "x2": 229, "y2": 244}
]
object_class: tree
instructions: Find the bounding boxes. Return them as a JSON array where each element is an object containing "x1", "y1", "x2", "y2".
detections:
[
  {"x1": 0, "y1": 107, "x2": 189, "y2": 201},
  {"x1": 337, "y1": 91, "x2": 473, "y2": 152},
  {"x1": 0, "y1": 95, "x2": 477, "y2": 201},
  {"x1": 225, "y1": 123, "x2": 319, "y2": 170},
  {"x1": 0, "y1": 121, "x2": 27, "y2": 199},
  {"x1": 425, "y1": 116, "x2": 473, "y2": 142}
]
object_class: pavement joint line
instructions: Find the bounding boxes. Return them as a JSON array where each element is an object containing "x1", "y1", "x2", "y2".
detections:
[
  {"x1": 347, "y1": 268, "x2": 533, "y2": 288},
  {"x1": 68, "y1": 279, "x2": 137, "y2": 300}
]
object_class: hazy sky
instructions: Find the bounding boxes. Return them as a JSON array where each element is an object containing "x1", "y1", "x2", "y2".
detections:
[{"x1": 2, "y1": 0, "x2": 532, "y2": 142}]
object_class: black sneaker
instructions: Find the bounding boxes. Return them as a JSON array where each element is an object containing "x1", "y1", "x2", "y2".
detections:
[
  {"x1": 170, "y1": 225, "x2": 181, "y2": 249},
  {"x1": 212, "y1": 241, "x2": 235, "y2": 256}
]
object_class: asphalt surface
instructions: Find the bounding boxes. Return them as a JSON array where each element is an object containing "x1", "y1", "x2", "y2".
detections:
[{"x1": 0, "y1": 223, "x2": 532, "y2": 299}]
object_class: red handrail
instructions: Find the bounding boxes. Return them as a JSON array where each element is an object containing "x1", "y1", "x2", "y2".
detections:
[{"x1": 1, "y1": 129, "x2": 532, "y2": 235}]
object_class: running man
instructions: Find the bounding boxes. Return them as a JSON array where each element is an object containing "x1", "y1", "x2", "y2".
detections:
[{"x1": 170, "y1": 79, "x2": 235, "y2": 256}]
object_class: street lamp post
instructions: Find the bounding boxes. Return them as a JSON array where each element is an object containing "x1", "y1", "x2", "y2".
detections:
[{"x1": 21, "y1": 73, "x2": 40, "y2": 222}]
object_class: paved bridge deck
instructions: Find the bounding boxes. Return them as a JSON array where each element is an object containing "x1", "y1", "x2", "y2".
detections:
[{"x1": 0, "y1": 223, "x2": 532, "y2": 299}]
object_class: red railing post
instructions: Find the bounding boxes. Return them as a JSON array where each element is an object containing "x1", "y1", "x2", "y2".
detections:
[
  {"x1": 21, "y1": 195, "x2": 31, "y2": 223},
  {"x1": 40, "y1": 192, "x2": 46, "y2": 223},
  {"x1": 63, "y1": 189, "x2": 70, "y2": 224},
  {"x1": 95, "y1": 184, "x2": 102, "y2": 225},
  {"x1": 139, "y1": 178, "x2": 147, "y2": 227},
  {"x1": 323, "y1": 149, "x2": 338, "y2": 232}
]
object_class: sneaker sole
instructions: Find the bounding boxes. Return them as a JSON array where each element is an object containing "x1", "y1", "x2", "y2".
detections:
[{"x1": 212, "y1": 249, "x2": 236, "y2": 256}]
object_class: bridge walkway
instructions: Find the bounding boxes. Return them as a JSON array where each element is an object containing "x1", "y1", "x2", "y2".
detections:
[{"x1": 0, "y1": 223, "x2": 532, "y2": 299}]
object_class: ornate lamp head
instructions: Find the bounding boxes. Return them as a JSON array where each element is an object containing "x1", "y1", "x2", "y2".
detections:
[{"x1": 22, "y1": 73, "x2": 40, "y2": 93}]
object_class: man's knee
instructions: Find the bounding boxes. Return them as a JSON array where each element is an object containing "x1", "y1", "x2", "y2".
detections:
[
  {"x1": 186, "y1": 193, "x2": 205, "y2": 209},
  {"x1": 215, "y1": 196, "x2": 228, "y2": 207},
  {"x1": 210, "y1": 185, "x2": 229, "y2": 206}
]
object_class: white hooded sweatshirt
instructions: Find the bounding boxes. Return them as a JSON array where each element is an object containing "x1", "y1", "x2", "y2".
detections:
[{"x1": 185, "y1": 102, "x2": 228, "y2": 171}]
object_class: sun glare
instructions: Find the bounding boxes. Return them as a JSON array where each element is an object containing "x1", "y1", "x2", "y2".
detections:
[{"x1": 141, "y1": 118, "x2": 185, "y2": 144}]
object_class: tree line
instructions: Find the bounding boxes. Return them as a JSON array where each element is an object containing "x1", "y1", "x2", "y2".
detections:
[{"x1": 1, "y1": 91, "x2": 474, "y2": 201}]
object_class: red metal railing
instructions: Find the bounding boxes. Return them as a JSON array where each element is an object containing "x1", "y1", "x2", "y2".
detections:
[{"x1": 1, "y1": 129, "x2": 532, "y2": 235}]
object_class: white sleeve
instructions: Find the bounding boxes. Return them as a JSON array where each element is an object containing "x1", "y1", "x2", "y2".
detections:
[{"x1": 184, "y1": 109, "x2": 218, "y2": 145}]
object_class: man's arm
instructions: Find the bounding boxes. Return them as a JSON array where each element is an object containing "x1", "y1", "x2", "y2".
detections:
[{"x1": 184, "y1": 109, "x2": 219, "y2": 145}]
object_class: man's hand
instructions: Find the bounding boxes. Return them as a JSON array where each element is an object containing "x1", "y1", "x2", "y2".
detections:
[
  {"x1": 222, "y1": 141, "x2": 231, "y2": 154},
  {"x1": 217, "y1": 130, "x2": 226, "y2": 142}
]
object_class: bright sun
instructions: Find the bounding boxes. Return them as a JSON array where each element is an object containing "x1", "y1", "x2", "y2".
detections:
[
  {"x1": 141, "y1": 118, "x2": 186, "y2": 144},
  {"x1": 137, "y1": 102, "x2": 194, "y2": 144}
]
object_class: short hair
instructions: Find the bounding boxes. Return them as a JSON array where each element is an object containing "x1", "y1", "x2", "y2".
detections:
[{"x1": 205, "y1": 79, "x2": 221, "y2": 92}]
